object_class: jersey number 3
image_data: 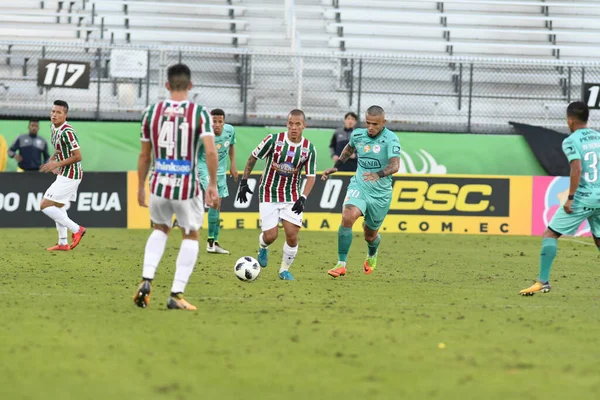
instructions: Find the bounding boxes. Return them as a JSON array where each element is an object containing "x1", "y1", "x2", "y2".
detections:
[
  {"x1": 158, "y1": 121, "x2": 190, "y2": 157},
  {"x1": 584, "y1": 151, "x2": 599, "y2": 182}
]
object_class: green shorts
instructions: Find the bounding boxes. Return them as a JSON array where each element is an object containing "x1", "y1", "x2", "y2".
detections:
[
  {"x1": 549, "y1": 203, "x2": 600, "y2": 237},
  {"x1": 200, "y1": 174, "x2": 229, "y2": 198},
  {"x1": 343, "y1": 182, "x2": 391, "y2": 230}
]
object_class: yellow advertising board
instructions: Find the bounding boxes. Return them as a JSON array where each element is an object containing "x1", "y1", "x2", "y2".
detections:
[{"x1": 127, "y1": 171, "x2": 532, "y2": 235}]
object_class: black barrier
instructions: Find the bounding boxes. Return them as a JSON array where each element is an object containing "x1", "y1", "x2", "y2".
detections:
[{"x1": 0, "y1": 172, "x2": 127, "y2": 227}]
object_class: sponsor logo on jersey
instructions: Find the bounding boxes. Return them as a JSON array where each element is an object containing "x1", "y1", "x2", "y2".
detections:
[
  {"x1": 392, "y1": 146, "x2": 401, "y2": 155},
  {"x1": 273, "y1": 161, "x2": 296, "y2": 177},
  {"x1": 358, "y1": 157, "x2": 381, "y2": 169},
  {"x1": 217, "y1": 143, "x2": 222, "y2": 149},
  {"x1": 287, "y1": 150, "x2": 296, "y2": 157},
  {"x1": 564, "y1": 146, "x2": 576, "y2": 155},
  {"x1": 373, "y1": 145, "x2": 381, "y2": 154},
  {"x1": 155, "y1": 159, "x2": 192, "y2": 175},
  {"x1": 163, "y1": 106, "x2": 185, "y2": 118},
  {"x1": 363, "y1": 145, "x2": 371, "y2": 153}
]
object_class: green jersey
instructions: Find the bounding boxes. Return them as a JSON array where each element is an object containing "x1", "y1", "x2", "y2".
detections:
[
  {"x1": 349, "y1": 127, "x2": 401, "y2": 197},
  {"x1": 198, "y1": 123, "x2": 235, "y2": 178},
  {"x1": 562, "y1": 128, "x2": 600, "y2": 207}
]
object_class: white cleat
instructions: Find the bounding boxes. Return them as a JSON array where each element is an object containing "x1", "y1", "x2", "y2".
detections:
[{"x1": 207, "y1": 242, "x2": 230, "y2": 255}]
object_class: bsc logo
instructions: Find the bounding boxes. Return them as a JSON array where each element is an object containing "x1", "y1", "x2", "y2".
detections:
[{"x1": 391, "y1": 181, "x2": 493, "y2": 212}]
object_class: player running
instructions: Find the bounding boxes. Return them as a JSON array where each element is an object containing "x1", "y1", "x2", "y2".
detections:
[
  {"x1": 236, "y1": 109, "x2": 317, "y2": 281},
  {"x1": 322, "y1": 106, "x2": 401, "y2": 277},
  {"x1": 198, "y1": 108, "x2": 237, "y2": 254},
  {"x1": 521, "y1": 101, "x2": 600, "y2": 295},
  {"x1": 40, "y1": 100, "x2": 86, "y2": 251},
  {"x1": 133, "y1": 63, "x2": 219, "y2": 311}
]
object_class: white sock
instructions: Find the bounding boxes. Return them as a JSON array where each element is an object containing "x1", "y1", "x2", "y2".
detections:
[
  {"x1": 171, "y1": 239, "x2": 199, "y2": 294},
  {"x1": 42, "y1": 206, "x2": 79, "y2": 233},
  {"x1": 56, "y1": 222, "x2": 68, "y2": 245},
  {"x1": 259, "y1": 232, "x2": 268, "y2": 248},
  {"x1": 142, "y1": 230, "x2": 168, "y2": 280},
  {"x1": 337, "y1": 261, "x2": 347, "y2": 267},
  {"x1": 280, "y1": 242, "x2": 298, "y2": 273}
]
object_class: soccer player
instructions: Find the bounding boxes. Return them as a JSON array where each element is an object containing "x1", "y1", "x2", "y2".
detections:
[
  {"x1": 520, "y1": 101, "x2": 600, "y2": 295},
  {"x1": 133, "y1": 63, "x2": 219, "y2": 311},
  {"x1": 322, "y1": 105, "x2": 401, "y2": 277},
  {"x1": 236, "y1": 109, "x2": 317, "y2": 281},
  {"x1": 39, "y1": 100, "x2": 86, "y2": 251},
  {"x1": 198, "y1": 108, "x2": 237, "y2": 254}
]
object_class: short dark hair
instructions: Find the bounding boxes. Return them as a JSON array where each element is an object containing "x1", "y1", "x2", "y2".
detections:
[
  {"x1": 344, "y1": 112, "x2": 358, "y2": 120},
  {"x1": 167, "y1": 63, "x2": 192, "y2": 91},
  {"x1": 288, "y1": 109, "x2": 306, "y2": 121},
  {"x1": 29, "y1": 119, "x2": 39, "y2": 125},
  {"x1": 211, "y1": 108, "x2": 225, "y2": 117},
  {"x1": 53, "y1": 100, "x2": 69, "y2": 112},
  {"x1": 366, "y1": 105, "x2": 385, "y2": 117},
  {"x1": 567, "y1": 101, "x2": 589, "y2": 122}
]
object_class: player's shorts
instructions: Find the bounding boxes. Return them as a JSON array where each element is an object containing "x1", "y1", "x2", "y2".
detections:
[
  {"x1": 43, "y1": 175, "x2": 81, "y2": 204},
  {"x1": 149, "y1": 194, "x2": 204, "y2": 234},
  {"x1": 200, "y1": 174, "x2": 228, "y2": 198},
  {"x1": 259, "y1": 202, "x2": 302, "y2": 231},
  {"x1": 343, "y1": 182, "x2": 391, "y2": 230},
  {"x1": 549, "y1": 203, "x2": 600, "y2": 237}
]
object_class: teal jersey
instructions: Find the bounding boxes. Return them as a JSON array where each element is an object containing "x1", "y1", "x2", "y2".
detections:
[
  {"x1": 349, "y1": 127, "x2": 401, "y2": 197},
  {"x1": 563, "y1": 128, "x2": 600, "y2": 207},
  {"x1": 198, "y1": 123, "x2": 235, "y2": 177}
]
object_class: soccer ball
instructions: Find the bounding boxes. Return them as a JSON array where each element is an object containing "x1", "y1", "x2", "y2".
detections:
[{"x1": 234, "y1": 256, "x2": 261, "y2": 282}]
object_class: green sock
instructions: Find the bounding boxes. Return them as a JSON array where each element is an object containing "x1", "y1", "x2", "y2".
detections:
[
  {"x1": 208, "y1": 208, "x2": 218, "y2": 241},
  {"x1": 538, "y1": 237, "x2": 557, "y2": 283},
  {"x1": 213, "y1": 209, "x2": 221, "y2": 242},
  {"x1": 367, "y1": 234, "x2": 381, "y2": 257},
  {"x1": 338, "y1": 226, "x2": 353, "y2": 262}
]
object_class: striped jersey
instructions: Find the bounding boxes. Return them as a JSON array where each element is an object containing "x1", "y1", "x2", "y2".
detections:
[
  {"x1": 141, "y1": 100, "x2": 214, "y2": 200},
  {"x1": 51, "y1": 121, "x2": 82, "y2": 179},
  {"x1": 252, "y1": 131, "x2": 317, "y2": 203}
]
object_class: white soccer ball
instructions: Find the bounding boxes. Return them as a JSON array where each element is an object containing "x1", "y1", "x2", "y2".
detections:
[{"x1": 234, "y1": 256, "x2": 261, "y2": 282}]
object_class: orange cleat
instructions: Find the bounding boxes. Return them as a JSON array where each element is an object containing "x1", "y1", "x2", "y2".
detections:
[
  {"x1": 167, "y1": 294, "x2": 197, "y2": 311},
  {"x1": 519, "y1": 281, "x2": 551, "y2": 296},
  {"x1": 70, "y1": 226, "x2": 86, "y2": 250},
  {"x1": 328, "y1": 264, "x2": 347, "y2": 278},
  {"x1": 47, "y1": 244, "x2": 70, "y2": 251},
  {"x1": 133, "y1": 280, "x2": 152, "y2": 308}
]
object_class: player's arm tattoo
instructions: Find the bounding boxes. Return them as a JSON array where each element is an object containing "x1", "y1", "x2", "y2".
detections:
[
  {"x1": 242, "y1": 155, "x2": 257, "y2": 180},
  {"x1": 381, "y1": 157, "x2": 400, "y2": 177},
  {"x1": 338, "y1": 144, "x2": 356, "y2": 164}
]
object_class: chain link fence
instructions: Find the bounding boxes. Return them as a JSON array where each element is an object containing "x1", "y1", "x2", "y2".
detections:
[{"x1": 2, "y1": 40, "x2": 600, "y2": 133}]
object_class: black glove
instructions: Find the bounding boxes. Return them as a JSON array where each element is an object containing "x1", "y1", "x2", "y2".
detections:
[
  {"x1": 291, "y1": 195, "x2": 306, "y2": 214},
  {"x1": 237, "y1": 179, "x2": 253, "y2": 203}
]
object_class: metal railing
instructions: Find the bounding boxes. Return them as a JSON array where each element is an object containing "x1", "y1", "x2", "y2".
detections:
[{"x1": 2, "y1": 40, "x2": 600, "y2": 134}]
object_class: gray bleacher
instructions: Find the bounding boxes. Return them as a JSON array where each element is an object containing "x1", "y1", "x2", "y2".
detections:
[{"x1": 0, "y1": 0, "x2": 599, "y2": 133}]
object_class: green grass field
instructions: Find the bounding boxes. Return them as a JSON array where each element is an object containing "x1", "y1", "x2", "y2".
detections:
[{"x1": 1, "y1": 229, "x2": 599, "y2": 399}]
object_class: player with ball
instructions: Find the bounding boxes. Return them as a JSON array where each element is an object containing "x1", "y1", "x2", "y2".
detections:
[{"x1": 236, "y1": 109, "x2": 317, "y2": 280}]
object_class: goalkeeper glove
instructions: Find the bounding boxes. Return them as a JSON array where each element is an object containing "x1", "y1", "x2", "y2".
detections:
[
  {"x1": 236, "y1": 179, "x2": 253, "y2": 203},
  {"x1": 291, "y1": 195, "x2": 306, "y2": 214}
]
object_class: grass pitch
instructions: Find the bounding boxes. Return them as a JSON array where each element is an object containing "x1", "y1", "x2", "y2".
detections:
[{"x1": 1, "y1": 229, "x2": 599, "y2": 400}]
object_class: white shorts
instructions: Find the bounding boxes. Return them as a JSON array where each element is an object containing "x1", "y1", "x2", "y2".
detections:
[
  {"x1": 43, "y1": 175, "x2": 81, "y2": 204},
  {"x1": 259, "y1": 202, "x2": 303, "y2": 231},
  {"x1": 149, "y1": 194, "x2": 204, "y2": 234}
]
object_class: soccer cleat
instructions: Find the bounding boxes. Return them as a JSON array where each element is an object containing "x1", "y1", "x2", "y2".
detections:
[
  {"x1": 519, "y1": 281, "x2": 551, "y2": 296},
  {"x1": 279, "y1": 270, "x2": 295, "y2": 280},
  {"x1": 207, "y1": 242, "x2": 230, "y2": 254},
  {"x1": 257, "y1": 247, "x2": 268, "y2": 267},
  {"x1": 133, "y1": 280, "x2": 152, "y2": 308},
  {"x1": 46, "y1": 244, "x2": 70, "y2": 251},
  {"x1": 167, "y1": 294, "x2": 197, "y2": 311},
  {"x1": 70, "y1": 226, "x2": 86, "y2": 250},
  {"x1": 363, "y1": 253, "x2": 377, "y2": 274},
  {"x1": 328, "y1": 264, "x2": 347, "y2": 278}
]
